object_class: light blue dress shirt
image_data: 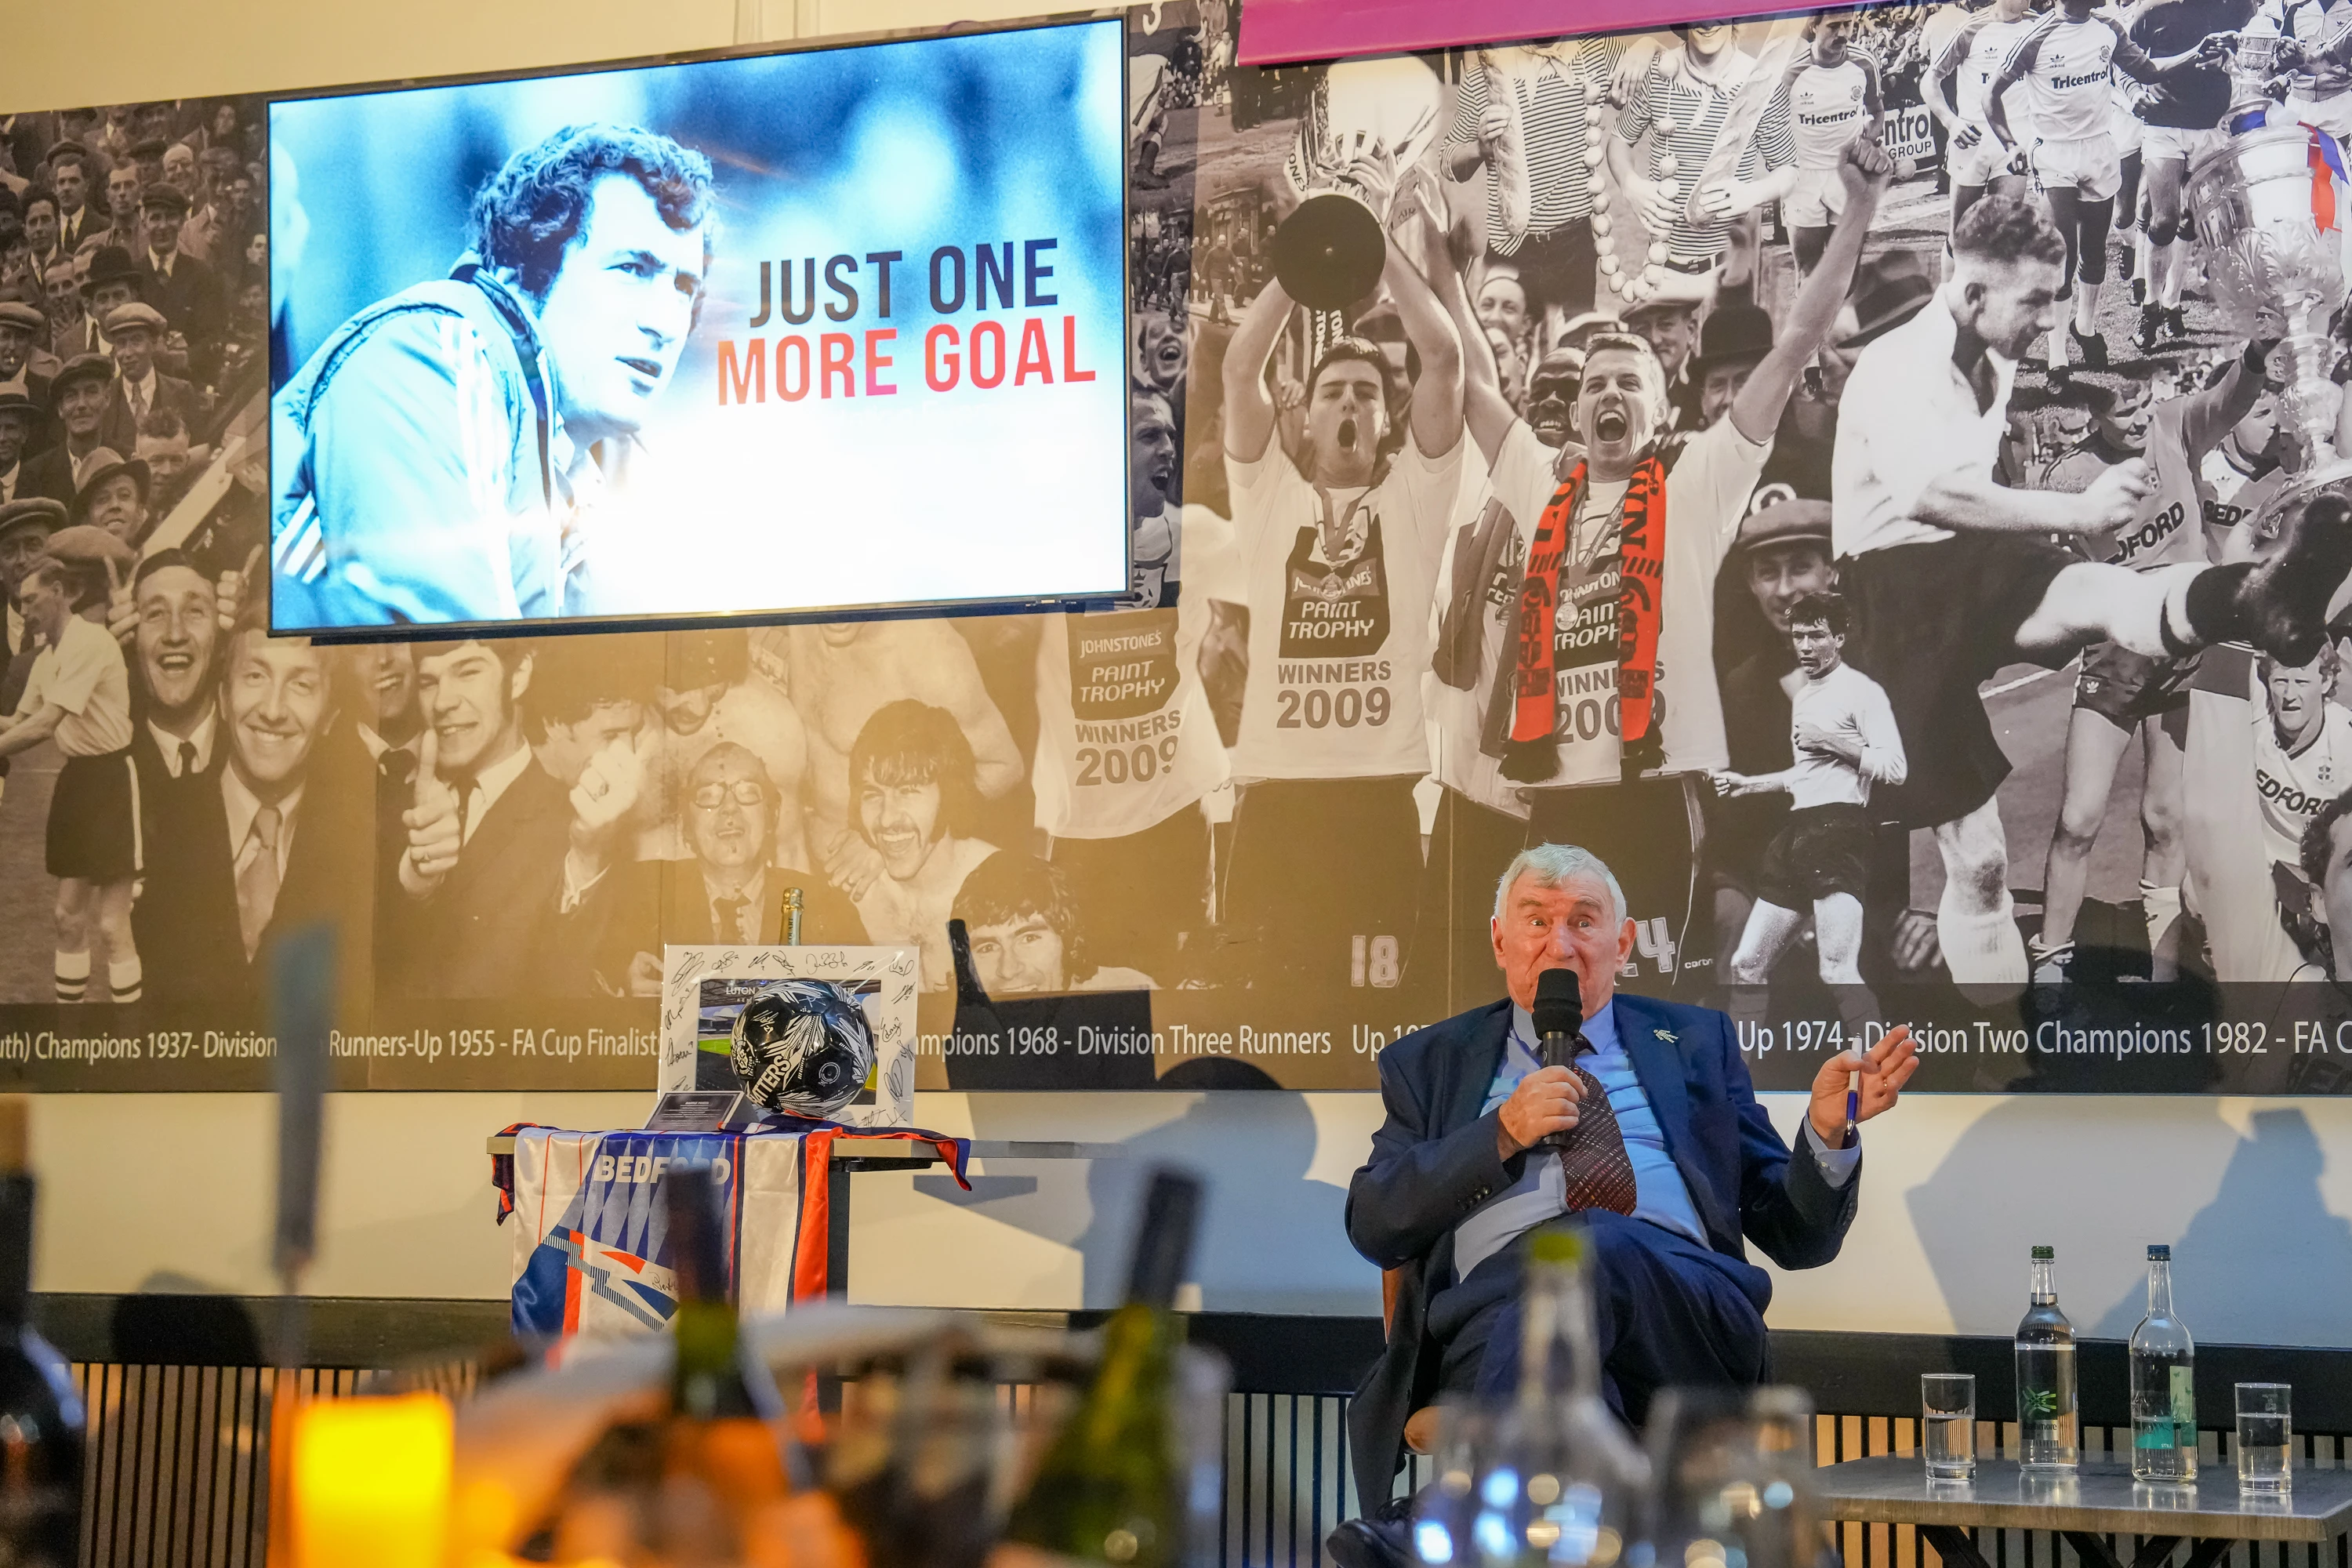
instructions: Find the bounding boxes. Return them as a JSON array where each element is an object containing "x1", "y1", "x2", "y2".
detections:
[{"x1": 1450, "y1": 1001, "x2": 1860, "y2": 1279}]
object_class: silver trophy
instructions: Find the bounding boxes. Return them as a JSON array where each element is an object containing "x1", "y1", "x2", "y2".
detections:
[
  {"x1": 1272, "y1": 56, "x2": 1442, "y2": 310},
  {"x1": 2187, "y1": 34, "x2": 2352, "y2": 533}
]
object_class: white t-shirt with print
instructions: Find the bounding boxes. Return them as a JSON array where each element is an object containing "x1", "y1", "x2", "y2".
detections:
[
  {"x1": 1225, "y1": 434, "x2": 1463, "y2": 781},
  {"x1": 2254, "y1": 699, "x2": 2352, "y2": 866},
  {"x1": 1435, "y1": 417, "x2": 1768, "y2": 791},
  {"x1": 1034, "y1": 514, "x2": 1230, "y2": 840}
]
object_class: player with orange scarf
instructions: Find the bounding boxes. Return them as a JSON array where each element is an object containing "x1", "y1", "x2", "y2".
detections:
[{"x1": 1420, "y1": 134, "x2": 1893, "y2": 996}]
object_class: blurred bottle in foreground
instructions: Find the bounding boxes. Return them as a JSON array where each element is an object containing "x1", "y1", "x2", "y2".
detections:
[
  {"x1": 1000, "y1": 1169, "x2": 1203, "y2": 1568},
  {"x1": 0, "y1": 1098, "x2": 82, "y2": 1568},
  {"x1": 540, "y1": 1163, "x2": 861, "y2": 1566},
  {"x1": 1472, "y1": 1225, "x2": 1643, "y2": 1568}
]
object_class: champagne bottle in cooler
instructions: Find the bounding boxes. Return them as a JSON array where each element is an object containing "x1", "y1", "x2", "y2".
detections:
[
  {"x1": 0, "y1": 1098, "x2": 82, "y2": 1568},
  {"x1": 2015, "y1": 1245, "x2": 2078, "y2": 1472},
  {"x1": 1002, "y1": 1169, "x2": 1203, "y2": 1567},
  {"x1": 2129, "y1": 1243, "x2": 2196, "y2": 1483}
]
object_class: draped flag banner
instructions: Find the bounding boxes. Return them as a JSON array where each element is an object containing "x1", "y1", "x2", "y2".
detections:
[{"x1": 496, "y1": 1123, "x2": 970, "y2": 1339}]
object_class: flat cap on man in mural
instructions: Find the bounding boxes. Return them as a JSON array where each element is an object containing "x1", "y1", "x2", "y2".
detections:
[
  {"x1": 136, "y1": 182, "x2": 190, "y2": 220},
  {"x1": 100, "y1": 303, "x2": 169, "y2": 339},
  {"x1": 0, "y1": 498, "x2": 65, "y2": 550},
  {"x1": 48, "y1": 354, "x2": 112, "y2": 407}
]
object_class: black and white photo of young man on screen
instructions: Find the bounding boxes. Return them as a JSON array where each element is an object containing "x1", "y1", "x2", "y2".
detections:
[{"x1": 270, "y1": 125, "x2": 713, "y2": 627}]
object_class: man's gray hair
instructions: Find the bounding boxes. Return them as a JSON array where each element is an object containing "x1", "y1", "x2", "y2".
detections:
[{"x1": 1493, "y1": 844, "x2": 1628, "y2": 926}]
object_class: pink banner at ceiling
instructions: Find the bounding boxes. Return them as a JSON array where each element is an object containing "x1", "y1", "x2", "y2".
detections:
[{"x1": 1234, "y1": 0, "x2": 1795, "y2": 64}]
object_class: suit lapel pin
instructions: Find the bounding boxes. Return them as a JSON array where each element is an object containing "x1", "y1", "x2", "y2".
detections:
[{"x1": 1654, "y1": 1029, "x2": 1676, "y2": 1043}]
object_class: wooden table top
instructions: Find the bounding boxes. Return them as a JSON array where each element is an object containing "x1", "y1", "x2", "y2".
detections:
[{"x1": 1813, "y1": 1456, "x2": 2352, "y2": 1542}]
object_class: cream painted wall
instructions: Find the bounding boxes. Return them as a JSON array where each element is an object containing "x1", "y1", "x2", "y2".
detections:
[{"x1": 31, "y1": 1087, "x2": 2352, "y2": 1348}]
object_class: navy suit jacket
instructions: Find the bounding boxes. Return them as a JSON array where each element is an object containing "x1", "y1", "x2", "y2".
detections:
[{"x1": 1342, "y1": 991, "x2": 1859, "y2": 1507}]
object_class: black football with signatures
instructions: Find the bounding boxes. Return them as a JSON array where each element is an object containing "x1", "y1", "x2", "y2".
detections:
[{"x1": 728, "y1": 980, "x2": 874, "y2": 1119}]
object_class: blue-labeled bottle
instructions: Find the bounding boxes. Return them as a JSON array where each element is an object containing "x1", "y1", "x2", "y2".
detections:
[{"x1": 2129, "y1": 1244, "x2": 2197, "y2": 1483}]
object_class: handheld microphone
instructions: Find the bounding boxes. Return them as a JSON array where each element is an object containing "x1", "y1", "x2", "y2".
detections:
[{"x1": 1530, "y1": 967, "x2": 1588, "y2": 1150}]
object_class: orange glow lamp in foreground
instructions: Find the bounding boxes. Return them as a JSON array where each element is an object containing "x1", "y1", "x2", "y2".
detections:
[{"x1": 287, "y1": 1392, "x2": 456, "y2": 1568}]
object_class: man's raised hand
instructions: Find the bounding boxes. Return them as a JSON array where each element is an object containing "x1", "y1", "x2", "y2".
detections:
[
  {"x1": 1385, "y1": 165, "x2": 1443, "y2": 257},
  {"x1": 1343, "y1": 140, "x2": 1399, "y2": 218},
  {"x1": 1806, "y1": 1024, "x2": 1922, "y2": 1145},
  {"x1": 1840, "y1": 134, "x2": 1895, "y2": 199},
  {"x1": 2079, "y1": 459, "x2": 2154, "y2": 533},
  {"x1": 103, "y1": 558, "x2": 136, "y2": 648},
  {"x1": 568, "y1": 727, "x2": 647, "y2": 844},
  {"x1": 398, "y1": 724, "x2": 463, "y2": 897},
  {"x1": 1476, "y1": 94, "x2": 1511, "y2": 165},
  {"x1": 818, "y1": 824, "x2": 888, "y2": 903},
  {"x1": 1497, "y1": 1064, "x2": 1583, "y2": 1157},
  {"x1": 216, "y1": 545, "x2": 262, "y2": 633}
]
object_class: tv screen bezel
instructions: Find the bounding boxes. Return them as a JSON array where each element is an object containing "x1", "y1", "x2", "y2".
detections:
[{"x1": 263, "y1": 9, "x2": 1134, "y2": 644}]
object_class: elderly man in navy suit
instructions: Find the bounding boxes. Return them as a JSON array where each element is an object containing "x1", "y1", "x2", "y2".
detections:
[{"x1": 1344, "y1": 842, "x2": 1918, "y2": 1516}]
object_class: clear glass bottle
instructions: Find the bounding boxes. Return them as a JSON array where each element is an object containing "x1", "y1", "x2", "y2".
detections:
[
  {"x1": 2129, "y1": 1243, "x2": 2196, "y2": 1483},
  {"x1": 2014, "y1": 1245, "x2": 2078, "y2": 1472},
  {"x1": 1471, "y1": 1225, "x2": 1642, "y2": 1568}
]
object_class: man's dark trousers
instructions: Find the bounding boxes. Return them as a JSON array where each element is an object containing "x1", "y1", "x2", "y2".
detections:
[{"x1": 1429, "y1": 1210, "x2": 1773, "y2": 1428}]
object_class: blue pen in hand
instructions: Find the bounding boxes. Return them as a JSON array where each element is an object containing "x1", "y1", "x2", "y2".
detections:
[{"x1": 1842, "y1": 1064, "x2": 1860, "y2": 1150}]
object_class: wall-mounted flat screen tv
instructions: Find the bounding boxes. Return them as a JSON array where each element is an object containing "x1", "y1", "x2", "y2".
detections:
[{"x1": 267, "y1": 16, "x2": 1128, "y2": 637}]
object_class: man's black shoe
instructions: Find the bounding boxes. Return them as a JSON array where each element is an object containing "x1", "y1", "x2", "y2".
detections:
[
  {"x1": 2165, "y1": 305, "x2": 2189, "y2": 341},
  {"x1": 1329, "y1": 1497, "x2": 1417, "y2": 1568},
  {"x1": 2198, "y1": 491, "x2": 2352, "y2": 665},
  {"x1": 2136, "y1": 304, "x2": 2165, "y2": 352},
  {"x1": 2071, "y1": 325, "x2": 2108, "y2": 370}
]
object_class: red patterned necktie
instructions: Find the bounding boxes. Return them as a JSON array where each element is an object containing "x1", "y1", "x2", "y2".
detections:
[{"x1": 1557, "y1": 1050, "x2": 1639, "y2": 1218}]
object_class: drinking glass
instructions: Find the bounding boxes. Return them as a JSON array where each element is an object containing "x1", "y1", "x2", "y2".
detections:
[
  {"x1": 1921, "y1": 1374, "x2": 1976, "y2": 1482},
  {"x1": 1643, "y1": 1387, "x2": 1820, "y2": 1568},
  {"x1": 2237, "y1": 1384, "x2": 2292, "y2": 1493}
]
